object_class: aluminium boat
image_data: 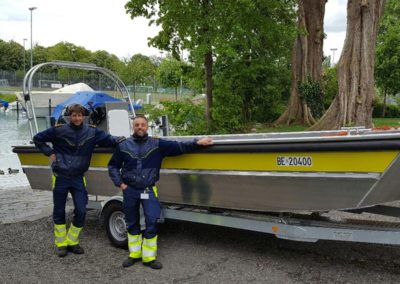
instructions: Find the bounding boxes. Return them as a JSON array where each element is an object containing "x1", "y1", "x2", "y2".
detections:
[
  {"x1": 12, "y1": 61, "x2": 400, "y2": 212},
  {"x1": 14, "y1": 128, "x2": 400, "y2": 212}
]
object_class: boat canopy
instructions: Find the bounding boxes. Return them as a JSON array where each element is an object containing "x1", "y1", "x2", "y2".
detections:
[
  {"x1": 0, "y1": 99, "x2": 9, "y2": 107},
  {"x1": 51, "y1": 91, "x2": 142, "y2": 123},
  {"x1": 51, "y1": 91, "x2": 120, "y2": 120}
]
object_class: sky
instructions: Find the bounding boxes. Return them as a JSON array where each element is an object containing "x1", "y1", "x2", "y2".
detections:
[{"x1": 0, "y1": 0, "x2": 347, "y2": 63}]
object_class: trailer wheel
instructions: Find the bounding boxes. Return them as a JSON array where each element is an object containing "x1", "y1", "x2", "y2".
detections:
[{"x1": 103, "y1": 202, "x2": 128, "y2": 248}]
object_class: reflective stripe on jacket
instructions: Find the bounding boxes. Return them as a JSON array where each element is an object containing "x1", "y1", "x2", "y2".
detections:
[
  {"x1": 33, "y1": 123, "x2": 118, "y2": 177},
  {"x1": 108, "y1": 135, "x2": 198, "y2": 188}
]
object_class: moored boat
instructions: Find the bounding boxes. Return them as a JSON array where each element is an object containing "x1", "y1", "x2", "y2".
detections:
[
  {"x1": 13, "y1": 61, "x2": 400, "y2": 213},
  {"x1": 13, "y1": 128, "x2": 400, "y2": 212}
]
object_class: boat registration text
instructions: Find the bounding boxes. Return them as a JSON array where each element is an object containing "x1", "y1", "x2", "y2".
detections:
[{"x1": 276, "y1": 156, "x2": 313, "y2": 167}]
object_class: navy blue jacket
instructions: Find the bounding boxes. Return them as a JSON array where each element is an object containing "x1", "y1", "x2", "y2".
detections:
[
  {"x1": 33, "y1": 123, "x2": 119, "y2": 177},
  {"x1": 108, "y1": 134, "x2": 198, "y2": 188}
]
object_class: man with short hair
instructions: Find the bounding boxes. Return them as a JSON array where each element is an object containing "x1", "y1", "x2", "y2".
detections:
[
  {"x1": 108, "y1": 115, "x2": 213, "y2": 269},
  {"x1": 34, "y1": 103, "x2": 122, "y2": 257}
]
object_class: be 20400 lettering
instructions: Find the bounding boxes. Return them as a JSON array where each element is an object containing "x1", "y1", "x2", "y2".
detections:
[{"x1": 276, "y1": 156, "x2": 313, "y2": 167}]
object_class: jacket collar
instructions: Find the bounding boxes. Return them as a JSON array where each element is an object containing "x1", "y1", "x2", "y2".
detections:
[
  {"x1": 132, "y1": 133, "x2": 149, "y2": 142},
  {"x1": 69, "y1": 122, "x2": 84, "y2": 130}
]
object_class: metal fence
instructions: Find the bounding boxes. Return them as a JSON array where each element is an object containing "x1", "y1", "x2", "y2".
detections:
[{"x1": 0, "y1": 70, "x2": 196, "y2": 96}]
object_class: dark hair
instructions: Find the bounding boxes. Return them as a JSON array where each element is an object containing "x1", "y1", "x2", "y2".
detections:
[
  {"x1": 132, "y1": 115, "x2": 148, "y2": 122},
  {"x1": 67, "y1": 104, "x2": 86, "y2": 116}
]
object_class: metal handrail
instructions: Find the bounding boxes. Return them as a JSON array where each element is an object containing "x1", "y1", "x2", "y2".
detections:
[{"x1": 22, "y1": 61, "x2": 135, "y2": 137}]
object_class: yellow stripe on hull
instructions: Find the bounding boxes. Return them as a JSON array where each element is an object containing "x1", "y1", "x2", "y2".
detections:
[{"x1": 17, "y1": 150, "x2": 399, "y2": 173}]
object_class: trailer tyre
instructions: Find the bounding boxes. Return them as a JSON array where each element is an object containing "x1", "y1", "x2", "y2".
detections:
[{"x1": 103, "y1": 202, "x2": 128, "y2": 248}]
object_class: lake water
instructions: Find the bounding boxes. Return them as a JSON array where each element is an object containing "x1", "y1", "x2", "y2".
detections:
[
  {"x1": 0, "y1": 110, "x2": 31, "y2": 187},
  {"x1": 0, "y1": 109, "x2": 53, "y2": 224}
]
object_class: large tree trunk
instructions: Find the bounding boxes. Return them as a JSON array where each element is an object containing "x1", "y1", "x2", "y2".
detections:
[
  {"x1": 276, "y1": 0, "x2": 326, "y2": 126},
  {"x1": 311, "y1": 0, "x2": 386, "y2": 130}
]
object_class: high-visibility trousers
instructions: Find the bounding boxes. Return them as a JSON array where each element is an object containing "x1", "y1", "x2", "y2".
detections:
[
  {"x1": 54, "y1": 224, "x2": 68, "y2": 248},
  {"x1": 128, "y1": 233, "x2": 142, "y2": 259},
  {"x1": 122, "y1": 186, "x2": 161, "y2": 238},
  {"x1": 142, "y1": 235, "x2": 157, "y2": 263},
  {"x1": 52, "y1": 175, "x2": 88, "y2": 228},
  {"x1": 67, "y1": 223, "x2": 83, "y2": 246}
]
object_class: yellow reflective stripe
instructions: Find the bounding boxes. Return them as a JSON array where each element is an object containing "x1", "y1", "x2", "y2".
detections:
[
  {"x1": 67, "y1": 224, "x2": 82, "y2": 246},
  {"x1": 128, "y1": 233, "x2": 142, "y2": 257},
  {"x1": 152, "y1": 186, "x2": 158, "y2": 198},
  {"x1": 69, "y1": 224, "x2": 82, "y2": 235},
  {"x1": 142, "y1": 236, "x2": 157, "y2": 262},
  {"x1": 128, "y1": 233, "x2": 141, "y2": 243},
  {"x1": 83, "y1": 176, "x2": 87, "y2": 187},
  {"x1": 54, "y1": 224, "x2": 66, "y2": 233},
  {"x1": 54, "y1": 230, "x2": 66, "y2": 237},
  {"x1": 143, "y1": 239, "x2": 157, "y2": 247},
  {"x1": 55, "y1": 237, "x2": 66, "y2": 243},
  {"x1": 54, "y1": 224, "x2": 67, "y2": 247},
  {"x1": 52, "y1": 175, "x2": 56, "y2": 189}
]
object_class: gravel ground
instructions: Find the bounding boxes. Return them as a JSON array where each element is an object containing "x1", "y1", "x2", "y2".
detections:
[{"x1": 2, "y1": 206, "x2": 400, "y2": 283}]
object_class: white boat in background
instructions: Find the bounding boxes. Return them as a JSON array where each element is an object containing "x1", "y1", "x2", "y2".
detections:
[
  {"x1": 8, "y1": 101, "x2": 25, "y2": 111},
  {"x1": 16, "y1": 82, "x2": 94, "y2": 117}
]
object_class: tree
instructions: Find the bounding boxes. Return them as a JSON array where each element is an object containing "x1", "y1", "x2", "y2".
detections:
[
  {"x1": 91, "y1": 50, "x2": 123, "y2": 72},
  {"x1": 375, "y1": 0, "x2": 400, "y2": 117},
  {"x1": 157, "y1": 56, "x2": 182, "y2": 101},
  {"x1": 47, "y1": 42, "x2": 92, "y2": 83},
  {"x1": 125, "y1": 0, "x2": 297, "y2": 126},
  {"x1": 125, "y1": 0, "x2": 219, "y2": 123},
  {"x1": 276, "y1": 0, "x2": 326, "y2": 126},
  {"x1": 312, "y1": 0, "x2": 386, "y2": 130},
  {"x1": 0, "y1": 40, "x2": 24, "y2": 70},
  {"x1": 121, "y1": 54, "x2": 156, "y2": 99}
]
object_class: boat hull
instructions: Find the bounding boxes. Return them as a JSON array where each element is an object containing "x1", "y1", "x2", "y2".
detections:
[{"x1": 14, "y1": 136, "x2": 400, "y2": 212}]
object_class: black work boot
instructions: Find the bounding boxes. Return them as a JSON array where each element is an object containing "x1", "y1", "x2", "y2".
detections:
[
  {"x1": 67, "y1": 244, "x2": 84, "y2": 254},
  {"x1": 143, "y1": 260, "x2": 163, "y2": 270},
  {"x1": 122, "y1": 257, "x2": 141, "y2": 268},
  {"x1": 56, "y1": 246, "x2": 68, "y2": 257}
]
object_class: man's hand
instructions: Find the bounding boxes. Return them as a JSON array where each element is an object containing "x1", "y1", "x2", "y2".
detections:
[
  {"x1": 49, "y1": 153, "x2": 56, "y2": 162},
  {"x1": 120, "y1": 183, "x2": 128, "y2": 191},
  {"x1": 197, "y1": 137, "x2": 213, "y2": 146}
]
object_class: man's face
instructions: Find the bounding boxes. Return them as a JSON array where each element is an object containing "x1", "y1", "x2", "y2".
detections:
[
  {"x1": 133, "y1": 117, "x2": 148, "y2": 136},
  {"x1": 70, "y1": 112, "x2": 84, "y2": 126}
]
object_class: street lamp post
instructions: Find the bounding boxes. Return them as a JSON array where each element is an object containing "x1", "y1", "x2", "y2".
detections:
[
  {"x1": 29, "y1": 7, "x2": 37, "y2": 69},
  {"x1": 23, "y1": 38, "x2": 27, "y2": 74},
  {"x1": 330, "y1": 48, "x2": 337, "y2": 66}
]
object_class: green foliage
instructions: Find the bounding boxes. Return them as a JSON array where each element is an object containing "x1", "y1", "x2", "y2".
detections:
[
  {"x1": 298, "y1": 77, "x2": 324, "y2": 118},
  {"x1": 156, "y1": 57, "x2": 182, "y2": 99},
  {"x1": 0, "y1": 39, "x2": 24, "y2": 70},
  {"x1": 91, "y1": 50, "x2": 123, "y2": 73},
  {"x1": 125, "y1": 0, "x2": 297, "y2": 126},
  {"x1": 373, "y1": 101, "x2": 400, "y2": 118},
  {"x1": 145, "y1": 100, "x2": 208, "y2": 135},
  {"x1": 375, "y1": 0, "x2": 400, "y2": 99},
  {"x1": 212, "y1": 78, "x2": 243, "y2": 133},
  {"x1": 373, "y1": 117, "x2": 400, "y2": 127},
  {"x1": 0, "y1": 93, "x2": 17, "y2": 102},
  {"x1": 321, "y1": 66, "x2": 338, "y2": 108},
  {"x1": 121, "y1": 54, "x2": 156, "y2": 87}
]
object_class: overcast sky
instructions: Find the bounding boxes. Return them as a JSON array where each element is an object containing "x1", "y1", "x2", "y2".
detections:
[{"x1": 0, "y1": 0, "x2": 347, "y2": 63}]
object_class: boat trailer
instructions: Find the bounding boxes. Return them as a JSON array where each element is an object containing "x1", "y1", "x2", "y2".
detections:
[{"x1": 98, "y1": 196, "x2": 400, "y2": 248}]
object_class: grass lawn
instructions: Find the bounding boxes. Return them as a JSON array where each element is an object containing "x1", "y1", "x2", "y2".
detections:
[
  {"x1": 372, "y1": 118, "x2": 400, "y2": 127},
  {"x1": 0, "y1": 93, "x2": 17, "y2": 102}
]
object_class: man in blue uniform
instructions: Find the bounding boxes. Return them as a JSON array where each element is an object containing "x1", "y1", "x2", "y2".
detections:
[
  {"x1": 108, "y1": 115, "x2": 213, "y2": 269},
  {"x1": 33, "y1": 104, "x2": 122, "y2": 257}
]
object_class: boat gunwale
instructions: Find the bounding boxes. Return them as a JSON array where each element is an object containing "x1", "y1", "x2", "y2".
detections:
[{"x1": 13, "y1": 137, "x2": 400, "y2": 154}]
